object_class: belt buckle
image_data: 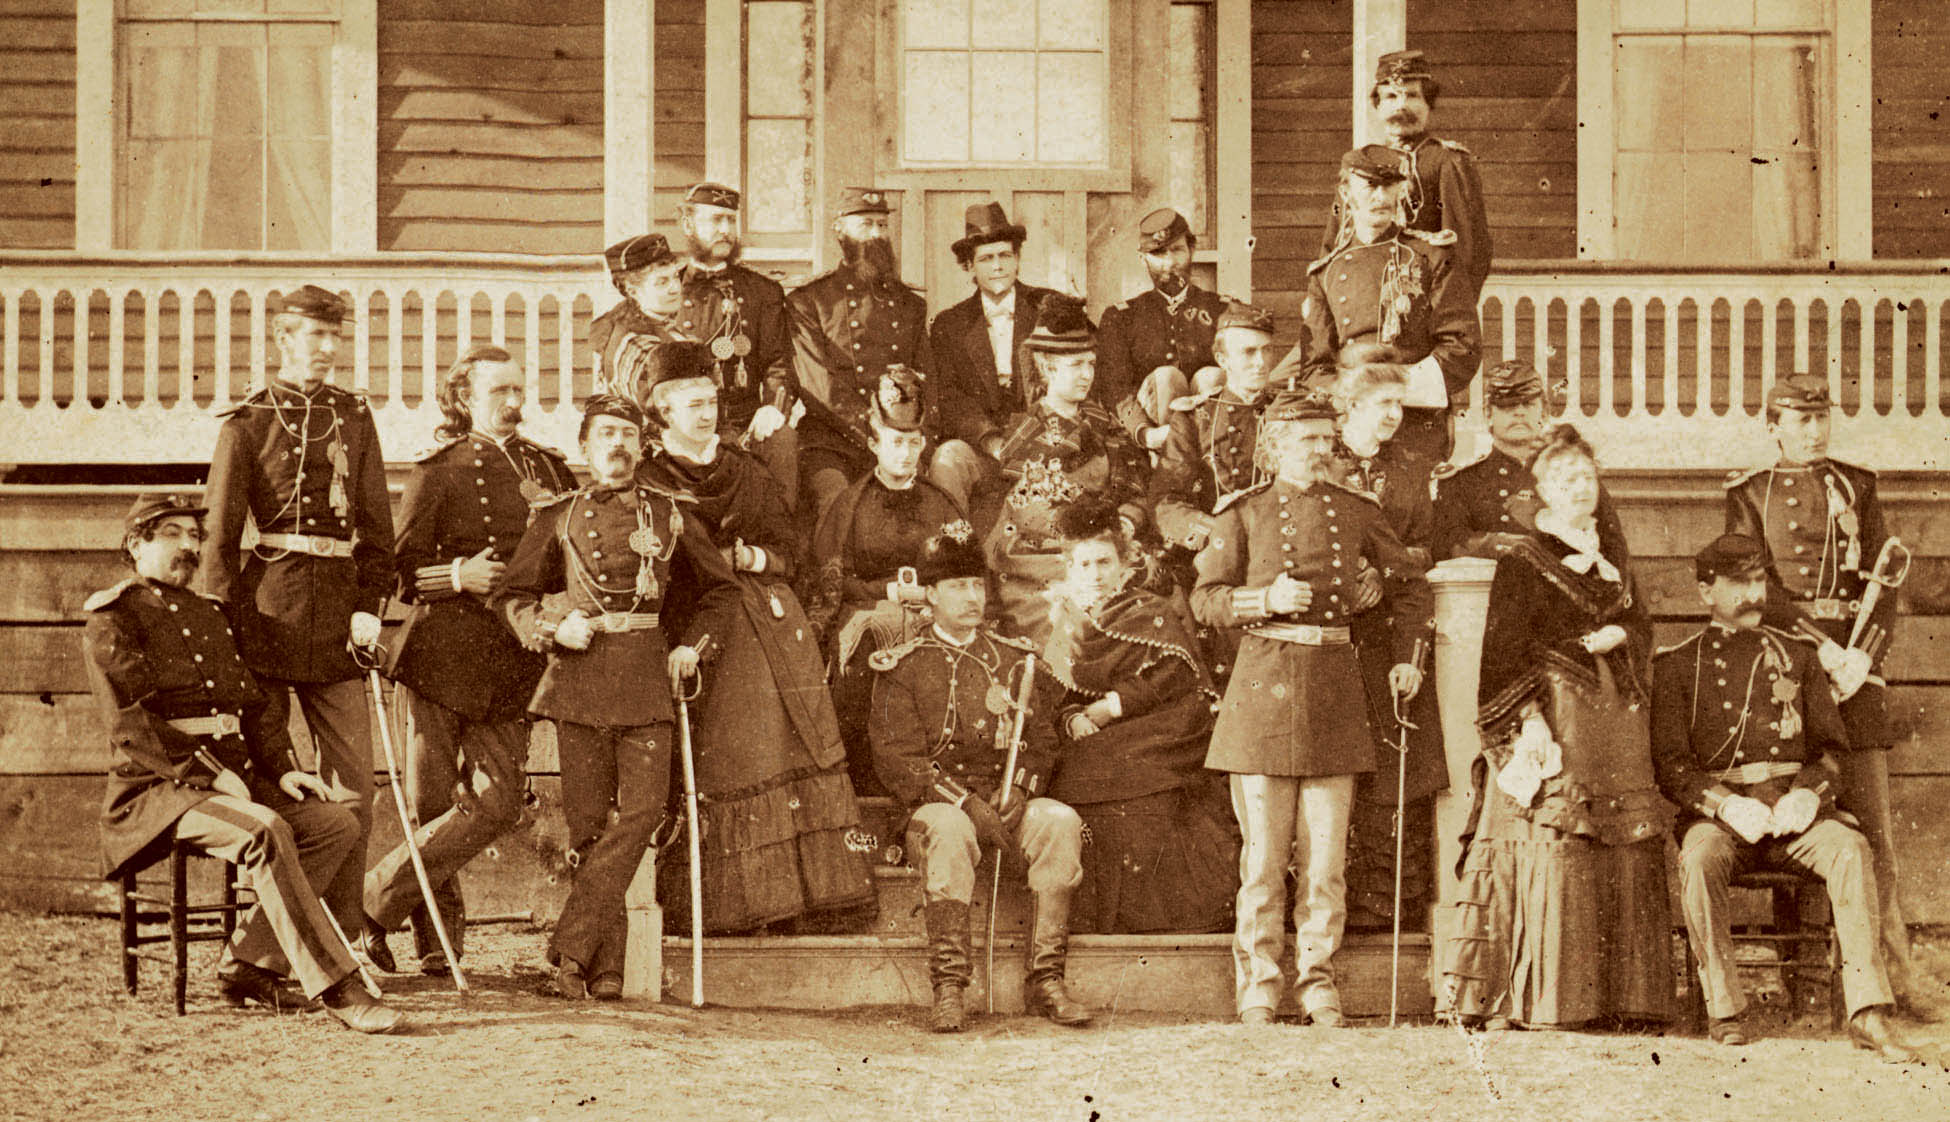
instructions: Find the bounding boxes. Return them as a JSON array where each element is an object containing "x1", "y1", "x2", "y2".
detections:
[
  {"x1": 598, "y1": 613, "x2": 625, "y2": 633},
  {"x1": 299, "y1": 534, "x2": 326, "y2": 556},
  {"x1": 216, "y1": 713, "x2": 241, "y2": 736}
]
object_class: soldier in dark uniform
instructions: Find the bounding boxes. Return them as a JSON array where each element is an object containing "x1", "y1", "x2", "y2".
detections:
[
  {"x1": 1190, "y1": 388, "x2": 1432, "y2": 1025},
  {"x1": 493, "y1": 395, "x2": 739, "y2": 999},
  {"x1": 869, "y1": 523, "x2": 1092, "y2": 1032},
  {"x1": 89, "y1": 495, "x2": 402, "y2": 1032},
  {"x1": 805, "y1": 368, "x2": 967, "y2": 794},
  {"x1": 1724, "y1": 373, "x2": 1930, "y2": 1016},
  {"x1": 1151, "y1": 301, "x2": 1281, "y2": 556},
  {"x1": 1275, "y1": 146, "x2": 1482, "y2": 464},
  {"x1": 1095, "y1": 208, "x2": 1228, "y2": 453},
  {"x1": 928, "y1": 202, "x2": 1063, "y2": 452},
  {"x1": 1318, "y1": 50, "x2": 1493, "y2": 303},
  {"x1": 198, "y1": 285, "x2": 396, "y2": 939},
  {"x1": 361, "y1": 346, "x2": 577, "y2": 975},
  {"x1": 786, "y1": 187, "x2": 983, "y2": 514},
  {"x1": 1655, "y1": 533, "x2": 1916, "y2": 1059},
  {"x1": 1430, "y1": 361, "x2": 1629, "y2": 563}
]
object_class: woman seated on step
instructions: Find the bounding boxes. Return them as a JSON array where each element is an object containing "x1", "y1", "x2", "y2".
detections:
[{"x1": 1041, "y1": 495, "x2": 1239, "y2": 935}]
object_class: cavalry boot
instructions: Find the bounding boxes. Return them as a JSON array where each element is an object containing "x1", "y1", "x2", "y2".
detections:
[
  {"x1": 1022, "y1": 892, "x2": 1093, "y2": 1027},
  {"x1": 925, "y1": 900, "x2": 973, "y2": 1033}
]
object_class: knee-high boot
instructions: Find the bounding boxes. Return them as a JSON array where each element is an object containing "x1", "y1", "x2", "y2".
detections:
[
  {"x1": 1023, "y1": 889, "x2": 1093, "y2": 1026},
  {"x1": 925, "y1": 900, "x2": 972, "y2": 1032}
]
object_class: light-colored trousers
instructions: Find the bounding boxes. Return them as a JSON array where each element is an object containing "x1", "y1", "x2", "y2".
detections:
[
  {"x1": 905, "y1": 798, "x2": 1084, "y2": 905},
  {"x1": 1229, "y1": 772, "x2": 1355, "y2": 1016}
]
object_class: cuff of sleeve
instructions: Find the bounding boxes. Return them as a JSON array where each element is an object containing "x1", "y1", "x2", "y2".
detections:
[
  {"x1": 1404, "y1": 355, "x2": 1449, "y2": 409},
  {"x1": 1699, "y1": 785, "x2": 1736, "y2": 819},
  {"x1": 747, "y1": 547, "x2": 767, "y2": 574},
  {"x1": 932, "y1": 773, "x2": 973, "y2": 806},
  {"x1": 1014, "y1": 768, "x2": 1043, "y2": 796},
  {"x1": 414, "y1": 564, "x2": 454, "y2": 596},
  {"x1": 1230, "y1": 586, "x2": 1271, "y2": 622},
  {"x1": 1103, "y1": 692, "x2": 1123, "y2": 719}
]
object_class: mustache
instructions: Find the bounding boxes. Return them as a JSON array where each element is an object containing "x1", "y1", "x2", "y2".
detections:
[
  {"x1": 1732, "y1": 600, "x2": 1765, "y2": 616},
  {"x1": 842, "y1": 237, "x2": 897, "y2": 281},
  {"x1": 494, "y1": 403, "x2": 523, "y2": 425}
]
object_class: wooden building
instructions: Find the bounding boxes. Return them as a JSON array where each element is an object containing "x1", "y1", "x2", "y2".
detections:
[{"x1": 2, "y1": 0, "x2": 1948, "y2": 997}]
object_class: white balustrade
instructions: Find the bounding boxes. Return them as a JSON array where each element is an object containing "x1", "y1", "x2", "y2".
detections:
[{"x1": 2, "y1": 256, "x2": 1946, "y2": 469}]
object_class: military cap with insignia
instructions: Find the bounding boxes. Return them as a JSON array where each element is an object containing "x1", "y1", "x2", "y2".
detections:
[
  {"x1": 1695, "y1": 532, "x2": 1770, "y2": 583},
  {"x1": 1341, "y1": 144, "x2": 1410, "y2": 184},
  {"x1": 274, "y1": 284, "x2": 351, "y2": 325},
  {"x1": 1215, "y1": 300, "x2": 1276, "y2": 336},
  {"x1": 952, "y1": 201, "x2": 1027, "y2": 258},
  {"x1": 1261, "y1": 385, "x2": 1338, "y2": 423},
  {"x1": 1024, "y1": 293, "x2": 1095, "y2": 354},
  {"x1": 1767, "y1": 373, "x2": 1831, "y2": 413},
  {"x1": 124, "y1": 492, "x2": 207, "y2": 534},
  {"x1": 604, "y1": 233, "x2": 680, "y2": 293},
  {"x1": 1374, "y1": 49, "x2": 1435, "y2": 87},
  {"x1": 1137, "y1": 207, "x2": 1193, "y2": 253},
  {"x1": 1483, "y1": 360, "x2": 1549, "y2": 409},
  {"x1": 870, "y1": 365, "x2": 928, "y2": 432},
  {"x1": 916, "y1": 519, "x2": 987, "y2": 585},
  {"x1": 838, "y1": 186, "x2": 891, "y2": 216},
  {"x1": 684, "y1": 181, "x2": 741, "y2": 211},
  {"x1": 578, "y1": 391, "x2": 646, "y2": 440}
]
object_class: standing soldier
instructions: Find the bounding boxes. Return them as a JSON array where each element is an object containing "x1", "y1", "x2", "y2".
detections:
[
  {"x1": 1320, "y1": 50, "x2": 1493, "y2": 303},
  {"x1": 360, "y1": 346, "x2": 577, "y2": 976},
  {"x1": 869, "y1": 523, "x2": 1092, "y2": 1033},
  {"x1": 494, "y1": 394, "x2": 739, "y2": 999},
  {"x1": 1095, "y1": 208, "x2": 1228, "y2": 454},
  {"x1": 199, "y1": 285, "x2": 395, "y2": 940},
  {"x1": 787, "y1": 187, "x2": 982, "y2": 514},
  {"x1": 1431, "y1": 361, "x2": 1629, "y2": 562},
  {"x1": 928, "y1": 201, "x2": 1063, "y2": 452},
  {"x1": 1190, "y1": 388, "x2": 1432, "y2": 1026},
  {"x1": 1724, "y1": 374, "x2": 1935, "y2": 1018},
  {"x1": 87, "y1": 495, "x2": 403, "y2": 1032},
  {"x1": 1276, "y1": 146, "x2": 1482, "y2": 463}
]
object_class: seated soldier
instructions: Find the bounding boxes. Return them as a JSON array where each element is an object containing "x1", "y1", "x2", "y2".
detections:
[
  {"x1": 1655, "y1": 533, "x2": 1919, "y2": 1061},
  {"x1": 869, "y1": 523, "x2": 1093, "y2": 1032},
  {"x1": 590, "y1": 233, "x2": 691, "y2": 399},
  {"x1": 84, "y1": 495, "x2": 403, "y2": 1033}
]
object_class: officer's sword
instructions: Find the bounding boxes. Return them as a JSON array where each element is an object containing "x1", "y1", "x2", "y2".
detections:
[
  {"x1": 354, "y1": 643, "x2": 468, "y2": 994},
  {"x1": 987, "y1": 653, "x2": 1037, "y2": 1015},
  {"x1": 673, "y1": 636, "x2": 711, "y2": 1009},
  {"x1": 1389, "y1": 638, "x2": 1429, "y2": 1029}
]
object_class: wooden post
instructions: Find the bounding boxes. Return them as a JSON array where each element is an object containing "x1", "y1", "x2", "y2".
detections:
[
  {"x1": 605, "y1": 0, "x2": 658, "y2": 243},
  {"x1": 1574, "y1": 0, "x2": 1614, "y2": 260},
  {"x1": 622, "y1": 847, "x2": 663, "y2": 1001},
  {"x1": 332, "y1": 0, "x2": 379, "y2": 253},
  {"x1": 73, "y1": 2, "x2": 114, "y2": 251},
  {"x1": 1214, "y1": 0, "x2": 1253, "y2": 300},
  {"x1": 704, "y1": 0, "x2": 743, "y2": 189},
  {"x1": 1349, "y1": 0, "x2": 1406, "y2": 147}
]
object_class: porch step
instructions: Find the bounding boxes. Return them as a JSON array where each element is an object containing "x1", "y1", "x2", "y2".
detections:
[{"x1": 659, "y1": 932, "x2": 1435, "y2": 1019}]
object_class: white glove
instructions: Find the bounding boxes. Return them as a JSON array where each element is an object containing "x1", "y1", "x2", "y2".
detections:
[
  {"x1": 1718, "y1": 795, "x2": 1773, "y2": 845},
  {"x1": 349, "y1": 611, "x2": 383, "y2": 648},
  {"x1": 554, "y1": 610, "x2": 594, "y2": 651},
  {"x1": 1266, "y1": 574, "x2": 1313, "y2": 615},
  {"x1": 667, "y1": 645, "x2": 701, "y2": 681},
  {"x1": 748, "y1": 403, "x2": 788, "y2": 441},
  {"x1": 1143, "y1": 425, "x2": 1171, "y2": 451},
  {"x1": 1580, "y1": 625, "x2": 1628, "y2": 655},
  {"x1": 1768, "y1": 788, "x2": 1821, "y2": 837}
]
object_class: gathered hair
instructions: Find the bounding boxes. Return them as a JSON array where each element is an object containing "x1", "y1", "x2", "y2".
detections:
[
  {"x1": 1333, "y1": 362, "x2": 1408, "y2": 413},
  {"x1": 1531, "y1": 423, "x2": 1598, "y2": 480},
  {"x1": 434, "y1": 345, "x2": 514, "y2": 441}
]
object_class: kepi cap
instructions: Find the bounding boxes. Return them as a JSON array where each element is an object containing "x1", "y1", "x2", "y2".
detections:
[
  {"x1": 684, "y1": 182, "x2": 741, "y2": 211},
  {"x1": 1768, "y1": 373, "x2": 1831, "y2": 413},
  {"x1": 1137, "y1": 208, "x2": 1192, "y2": 253},
  {"x1": 838, "y1": 187, "x2": 891, "y2": 216},
  {"x1": 124, "y1": 492, "x2": 206, "y2": 535},
  {"x1": 1262, "y1": 386, "x2": 1338, "y2": 424},
  {"x1": 1215, "y1": 300, "x2": 1275, "y2": 336},
  {"x1": 1695, "y1": 532, "x2": 1769, "y2": 583},
  {"x1": 1341, "y1": 144, "x2": 1409, "y2": 184},
  {"x1": 604, "y1": 233, "x2": 679, "y2": 278},
  {"x1": 581, "y1": 392, "x2": 646, "y2": 434},
  {"x1": 274, "y1": 285, "x2": 351, "y2": 325},
  {"x1": 1374, "y1": 49, "x2": 1434, "y2": 87}
]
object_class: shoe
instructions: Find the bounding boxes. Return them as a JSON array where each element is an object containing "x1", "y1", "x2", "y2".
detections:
[
  {"x1": 1240, "y1": 1007, "x2": 1276, "y2": 1026},
  {"x1": 1309, "y1": 1007, "x2": 1347, "y2": 1029},
  {"x1": 555, "y1": 958, "x2": 589, "y2": 1000},
  {"x1": 321, "y1": 977, "x2": 405, "y2": 1034},
  {"x1": 930, "y1": 983, "x2": 966, "y2": 1033},
  {"x1": 1707, "y1": 1014, "x2": 1749, "y2": 1046},
  {"x1": 419, "y1": 951, "x2": 451, "y2": 977},
  {"x1": 359, "y1": 918, "x2": 399, "y2": 975},
  {"x1": 589, "y1": 973, "x2": 624, "y2": 1001},
  {"x1": 1023, "y1": 893, "x2": 1093, "y2": 1027},
  {"x1": 1848, "y1": 1006, "x2": 1921, "y2": 1063},
  {"x1": 1483, "y1": 1015, "x2": 1515, "y2": 1032},
  {"x1": 217, "y1": 961, "x2": 314, "y2": 1012},
  {"x1": 1025, "y1": 974, "x2": 1095, "y2": 1027}
]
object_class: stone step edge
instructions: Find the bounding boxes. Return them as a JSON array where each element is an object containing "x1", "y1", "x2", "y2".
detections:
[{"x1": 659, "y1": 932, "x2": 1435, "y2": 950}]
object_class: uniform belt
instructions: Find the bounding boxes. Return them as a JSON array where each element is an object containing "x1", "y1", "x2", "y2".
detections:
[
  {"x1": 590, "y1": 612, "x2": 661, "y2": 633},
  {"x1": 1718, "y1": 761, "x2": 1801, "y2": 785},
  {"x1": 168, "y1": 713, "x2": 243, "y2": 737},
  {"x1": 1799, "y1": 597, "x2": 1857, "y2": 621},
  {"x1": 1247, "y1": 622, "x2": 1352, "y2": 646},
  {"x1": 257, "y1": 532, "x2": 355, "y2": 558}
]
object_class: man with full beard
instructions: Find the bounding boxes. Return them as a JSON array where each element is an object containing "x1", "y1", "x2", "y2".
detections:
[
  {"x1": 1094, "y1": 208, "x2": 1228, "y2": 455},
  {"x1": 786, "y1": 187, "x2": 983, "y2": 515}
]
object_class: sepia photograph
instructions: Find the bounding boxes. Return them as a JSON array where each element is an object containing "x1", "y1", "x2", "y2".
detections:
[{"x1": 1, "y1": 1, "x2": 1947, "y2": 1119}]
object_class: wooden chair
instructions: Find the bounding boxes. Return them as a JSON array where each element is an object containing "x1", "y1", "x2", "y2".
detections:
[
  {"x1": 1683, "y1": 867, "x2": 1845, "y2": 1031},
  {"x1": 117, "y1": 839, "x2": 251, "y2": 1015}
]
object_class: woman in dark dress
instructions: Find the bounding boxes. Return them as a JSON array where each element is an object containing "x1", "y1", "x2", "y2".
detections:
[
  {"x1": 635, "y1": 342, "x2": 875, "y2": 933},
  {"x1": 1041, "y1": 497, "x2": 1237, "y2": 934},
  {"x1": 1441, "y1": 424, "x2": 1673, "y2": 1028}
]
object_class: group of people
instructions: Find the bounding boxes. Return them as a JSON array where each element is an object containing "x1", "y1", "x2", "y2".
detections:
[{"x1": 82, "y1": 50, "x2": 1936, "y2": 1055}]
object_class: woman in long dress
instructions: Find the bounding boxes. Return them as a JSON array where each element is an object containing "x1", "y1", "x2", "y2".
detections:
[
  {"x1": 1041, "y1": 497, "x2": 1237, "y2": 934},
  {"x1": 1442, "y1": 424, "x2": 1674, "y2": 1028}
]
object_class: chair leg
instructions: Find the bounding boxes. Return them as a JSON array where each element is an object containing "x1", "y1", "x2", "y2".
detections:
[
  {"x1": 221, "y1": 861, "x2": 240, "y2": 939},
  {"x1": 1827, "y1": 931, "x2": 1846, "y2": 1031},
  {"x1": 119, "y1": 872, "x2": 140, "y2": 996},
  {"x1": 170, "y1": 845, "x2": 189, "y2": 1017}
]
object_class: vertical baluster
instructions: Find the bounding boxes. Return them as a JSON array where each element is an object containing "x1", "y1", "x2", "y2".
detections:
[
  {"x1": 1531, "y1": 295, "x2": 1550, "y2": 387},
  {"x1": 249, "y1": 288, "x2": 267, "y2": 390},
  {"x1": 524, "y1": 297, "x2": 542, "y2": 392},
  {"x1": 1661, "y1": 295, "x2": 1679, "y2": 417},
  {"x1": 386, "y1": 280, "x2": 404, "y2": 399},
  {"x1": 1925, "y1": 300, "x2": 1943, "y2": 421},
  {"x1": 557, "y1": 293, "x2": 576, "y2": 408},
  {"x1": 214, "y1": 289, "x2": 234, "y2": 406},
  {"x1": 353, "y1": 286, "x2": 373, "y2": 397},
  {"x1": 1859, "y1": 297, "x2": 1878, "y2": 416},
  {"x1": 492, "y1": 289, "x2": 509, "y2": 349},
  {"x1": 3, "y1": 287, "x2": 20, "y2": 405},
  {"x1": 421, "y1": 292, "x2": 438, "y2": 399},
  {"x1": 1500, "y1": 295, "x2": 1518, "y2": 362},
  {"x1": 1694, "y1": 293, "x2": 1714, "y2": 418},
  {"x1": 455, "y1": 289, "x2": 474, "y2": 356},
  {"x1": 41, "y1": 287, "x2": 58, "y2": 405},
  {"x1": 1628, "y1": 296, "x2": 1649, "y2": 421},
  {"x1": 143, "y1": 287, "x2": 162, "y2": 407},
  {"x1": 1727, "y1": 294, "x2": 1748, "y2": 416},
  {"x1": 1563, "y1": 291, "x2": 1584, "y2": 415},
  {"x1": 1597, "y1": 294, "x2": 1616, "y2": 418},
  {"x1": 1759, "y1": 294, "x2": 1779, "y2": 396},
  {"x1": 107, "y1": 288, "x2": 127, "y2": 406},
  {"x1": 1792, "y1": 296, "x2": 1811, "y2": 377},
  {"x1": 1889, "y1": 295, "x2": 1909, "y2": 415},
  {"x1": 177, "y1": 290, "x2": 195, "y2": 407}
]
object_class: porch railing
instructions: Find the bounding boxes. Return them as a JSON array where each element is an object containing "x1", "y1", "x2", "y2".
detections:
[{"x1": 1, "y1": 254, "x2": 1946, "y2": 470}]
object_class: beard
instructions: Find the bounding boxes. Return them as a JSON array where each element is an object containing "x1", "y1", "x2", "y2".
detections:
[
  {"x1": 840, "y1": 236, "x2": 899, "y2": 284},
  {"x1": 1147, "y1": 262, "x2": 1189, "y2": 297},
  {"x1": 686, "y1": 230, "x2": 740, "y2": 266}
]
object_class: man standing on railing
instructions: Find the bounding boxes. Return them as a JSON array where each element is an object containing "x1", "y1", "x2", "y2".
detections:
[
  {"x1": 1724, "y1": 374, "x2": 1943, "y2": 1022},
  {"x1": 199, "y1": 285, "x2": 396, "y2": 943}
]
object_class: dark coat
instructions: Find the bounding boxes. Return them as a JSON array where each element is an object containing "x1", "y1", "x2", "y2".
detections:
[
  {"x1": 1151, "y1": 391, "x2": 1267, "y2": 552},
  {"x1": 927, "y1": 283, "x2": 1060, "y2": 446},
  {"x1": 678, "y1": 263, "x2": 798, "y2": 431},
  {"x1": 1431, "y1": 446, "x2": 1630, "y2": 565},
  {"x1": 802, "y1": 472, "x2": 965, "y2": 644},
  {"x1": 84, "y1": 577, "x2": 304, "y2": 880},
  {"x1": 385, "y1": 432, "x2": 577, "y2": 721},
  {"x1": 1317, "y1": 134, "x2": 1494, "y2": 302},
  {"x1": 786, "y1": 265, "x2": 936, "y2": 468},
  {"x1": 1095, "y1": 285, "x2": 1226, "y2": 440},
  {"x1": 198, "y1": 381, "x2": 395, "y2": 683},
  {"x1": 1289, "y1": 233, "x2": 1482, "y2": 406}
]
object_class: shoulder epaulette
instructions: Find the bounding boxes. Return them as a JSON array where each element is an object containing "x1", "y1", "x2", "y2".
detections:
[
  {"x1": 636, "y1": 480, "x2": 699, "y2": 506},
  {"x1": 985, "y1": 630, "x2": 1039, "y2": 654},
  {"x1": 1722, "y1": 465, "x2": 1767, "y2": 489},
  {"x1": 1828, "y1": 457, "x2": 1876, "y2": 478},
  {"x1": 1436, "y1": 137, "x2": 1473, "y2": 156},
  {"x1": 1109, "y1": 299, "x2": 1131, "y2": 314},
  {"x1": 1305, "y1": 253, "x2": 1337, "y2": 276},
  {"x1": 319, "y1": 383, "x2": 370, "y2": 410},
  {"x1": 515, "y1": 435, "x2": 571, "y2": 462},
  {"x1": 866, "y1": 634, "x2": 930, "y2": 672},
  {"x1": 1322, "y1": 476, "x2": 1382, "y2": 504},
  {"x1": 1653, "y1": 630, "x2": 1704, "y2": 659},
  {"x1": 412, "y1": 436, "x2": 464, "y2": 462},
  {"x1": 1759, "y1": 623, "x2": 1817, "y2": 648},
  {"x1": 1213, "y1": 479, "x2": 1272, "y2": 514},
  {"x1": 1403, "y1": 228, "x2": 1458, "y2": 248},
  {"x1": 533, "y1": 487, "x2": 581, "y2": 510},
  {"x1": 83, "y1": 578, "x2": 140, "y2": 613},
  {"x1": 1430, "y1": 446, "x2": 1489, "y2": 482}
]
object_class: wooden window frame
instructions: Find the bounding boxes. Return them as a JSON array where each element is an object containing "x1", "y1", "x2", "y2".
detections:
[{"x1": 1574, "y1": 0, "x2": 1871, "y2": 261}]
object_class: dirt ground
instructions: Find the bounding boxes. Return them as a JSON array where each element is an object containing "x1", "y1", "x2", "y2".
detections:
[{"x1": 2, "y1": 912, "x2": 1948, "y2": 1122}]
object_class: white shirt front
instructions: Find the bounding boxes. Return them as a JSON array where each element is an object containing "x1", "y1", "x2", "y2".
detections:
[{"x1": 982, "y1": 288, "x2": 1017, "y2": 377}]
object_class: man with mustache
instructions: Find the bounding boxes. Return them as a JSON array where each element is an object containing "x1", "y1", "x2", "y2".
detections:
[
  {"x1": 927, "y1": 202, "x2": 1063, "y2": 452},
  {"x1": 1318, "y1": 50, "x2": 1492, "y2": 305},
  {"x1": 87, "y1": 495, "x2": 403, "y2": 1032},
  {"x1": 786, "y1": 187, "x2": 983, "y2": 515},
  {"x1": 199, "y1": 285, "x2": 396, "y2": 943},
  {"x1": 1654, "y1": 532, "x2": 1918, "y2": 1059},
  {"x1": 1277, "y1": 146, "x2": 1481, "y2": 463},
  {"x1": 359, "y1": 346, "x2": 577, "y2": 976},
  {"x1": 493, "y1": 395, "x2": 738, "y2": 999},
  {"x1": 1095, "y1": 208, "x2": 1228, "y2": 454},
  {"x1": 1430, "y1": 360, "x2": 1628, "y2": 562}
]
